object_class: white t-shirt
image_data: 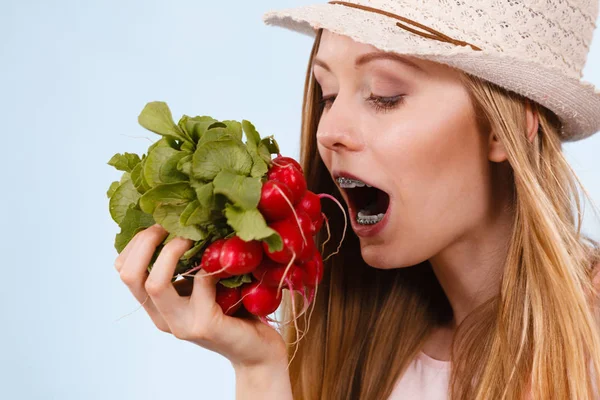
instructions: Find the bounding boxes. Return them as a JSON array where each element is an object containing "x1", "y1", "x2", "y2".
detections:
[
  {"x1": 388, "y1": 352, "x2": 598, "y2": 399},
  {"x1": 388, "y1": 351, "x2": 451, "y2": 400}
]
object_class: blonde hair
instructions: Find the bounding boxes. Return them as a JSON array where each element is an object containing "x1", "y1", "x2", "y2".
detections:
[{"x1": 280, "y1": 29, "x2": 600, "y2": 399}]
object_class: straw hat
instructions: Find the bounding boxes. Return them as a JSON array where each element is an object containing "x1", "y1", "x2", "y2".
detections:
[{"x1": 262, "y1": 0, "x2": 600, "y2": 142}]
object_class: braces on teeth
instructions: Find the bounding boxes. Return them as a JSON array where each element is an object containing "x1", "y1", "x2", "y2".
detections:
[
  {"x1": 337, "y1": 177, "x2": 372, "y2": 188},
  {"x1": 356, "y1": 211, "x2": 386, "y2": 225},
  {"x1": 337, "y1": 177, "x2": 385, "y2": 225}
]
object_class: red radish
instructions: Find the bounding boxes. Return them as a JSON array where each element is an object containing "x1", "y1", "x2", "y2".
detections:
[
  {"x1": 297, "y1": 236, "x2": 316, "y2": 263},
  {"x1": 297, "y1": 191, "x2": 324, "y2": 234},
  {"x1": 263, "y1": 219, "x2": 304, "y2": 264},
  {"x1": 297, "y1": 191, "x2": 321, "y2": 222},
  {"x1": 219, "y1": 236, "x2": 263, "y2": 275},
  {"x1": 300, "y1": 251, "x2": 324, "y2": 288},
  {"x1": 251, "y1": 258, "x2": 281, "y2": 282},
  {"x1": 293, "y1": 209, "x2": 313, "y2": 238},
  {"x1": 258, "y1": 180, "x2": 295, "y2": 222},
  {"x1": 241, "y1": 280, "x2": 282, "y2": 316},
  {"x1": 251, "y1": 259, "x2": 281, "y2": 285},
  {"x1": 200, "y1": 239, "x2": 231, "y2": 279},
  {"x1": 287, "y1": 265, "x2": 305, "y2": 289},
  {"x1": 216, "y1": 284, "x2": 242, "y2": 316},
  {"x1": 272, "y1": 155, "x2": 303, "y2": 173},
  {"x1": 312, "y1": 212, "x2": 325, "y2": 234},
  {"x1": 267, "y1": 164, "x2": 307, "y2": 205},
  {"x1": 253, "y1": 262, "x2": 304, "y2": 289}
]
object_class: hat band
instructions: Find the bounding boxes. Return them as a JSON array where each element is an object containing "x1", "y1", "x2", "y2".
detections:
[{"x1": 328, "y1": 1, "x2": 482, "y2": 51}]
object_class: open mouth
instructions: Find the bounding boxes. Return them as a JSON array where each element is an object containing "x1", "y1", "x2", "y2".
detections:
[{"x1": 336, "y1": 176, "x2": 390, "y2": 225}]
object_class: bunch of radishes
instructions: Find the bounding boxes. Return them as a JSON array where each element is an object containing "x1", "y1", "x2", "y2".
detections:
[
  {"x1": 195, "y1": 156, "x2": 325, "y2": 317},
  {"x1": 108, "y1": 102, "x2": 339, "y2": 324}
]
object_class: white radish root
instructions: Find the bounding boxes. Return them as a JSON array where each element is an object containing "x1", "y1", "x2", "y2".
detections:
[
  {"x1": 277, "y1": 252, "x2": 297, "y2": 298},
  {"x1": 114, "y1": 294, "x2": 150, "y2": 323},
  {"x1": 318, "y1": 193, "x2": 348, "y2": 261}
]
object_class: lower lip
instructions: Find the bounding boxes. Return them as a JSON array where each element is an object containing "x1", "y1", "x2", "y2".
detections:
[{"x1": 348, "y1": 202, "x2": 392, "y2": 238}]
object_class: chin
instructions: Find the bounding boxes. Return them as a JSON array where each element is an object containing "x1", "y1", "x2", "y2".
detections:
[
  {"x1": 359, "y1": 241, "x2": 403, "y2": 270},
  {"x1": 359, "y1": 239, "x2": 427, "y2": 270}
]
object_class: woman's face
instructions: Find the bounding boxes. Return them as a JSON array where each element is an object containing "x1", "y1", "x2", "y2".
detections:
[{"x1": 314, "y1": 30, "x2": 498, "y2": 269}]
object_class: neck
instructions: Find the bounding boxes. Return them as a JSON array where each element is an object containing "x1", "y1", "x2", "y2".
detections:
[{"x1": 429, "y1": 171, "x2": 515, "y2": 328}]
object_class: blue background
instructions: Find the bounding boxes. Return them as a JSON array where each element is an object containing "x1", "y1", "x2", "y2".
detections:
[{"x1": 1, "y1": 1, "x2": 598, "y2": 399}]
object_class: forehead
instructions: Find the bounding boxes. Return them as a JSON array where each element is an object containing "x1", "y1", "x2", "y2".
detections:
[
  {"x1": 314, "y1": 29, "x2": 447, "y2": 75},
  {"x1": 317, "y1": 30, "x2": 378, "y2": 57}
]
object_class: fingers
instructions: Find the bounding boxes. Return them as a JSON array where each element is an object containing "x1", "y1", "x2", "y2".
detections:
[
  {"x1": 191, "y1": 269, "x2": 220, "y2": 306},
  {"x1": 114, "y1": 233, "x2": 140, "y2": 273},
  {"x1": 176, "y1": 269, "x2": 223, "y2": 344},
  {"x1": 120, "y1": 224, "x2": 169, "y2": 303},
  {"x1": 118, "y1": 224, "x2": 171, "y2": 332},
  {"x1": 146, "y1": 236, "x2": 194, "y2": 321}
]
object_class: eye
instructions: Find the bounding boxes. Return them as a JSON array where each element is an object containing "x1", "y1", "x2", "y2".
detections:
[
  {"x1": 318, "y1": 94, "x2": 405, "y2": 113},
  {"x1": 366, "y1": 94, "x2": 405, "y2": 113},
  {"x1": 318, "y1": 94, "x2": 336, "y2": 111}
]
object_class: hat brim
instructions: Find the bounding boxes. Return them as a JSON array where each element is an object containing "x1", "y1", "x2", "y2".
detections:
[{"x1": 263, "y1": 4, "x2": 600, "y2": 141}]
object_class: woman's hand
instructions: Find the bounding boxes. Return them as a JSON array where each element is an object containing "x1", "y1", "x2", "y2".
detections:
[{"x1": 113, "y1": 224, "x2": 289, "y2": 370}]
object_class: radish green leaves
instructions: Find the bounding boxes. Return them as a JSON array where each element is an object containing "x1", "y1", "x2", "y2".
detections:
[{"x1": 107, "y1": 101, "x2": 283, "y2": 274}]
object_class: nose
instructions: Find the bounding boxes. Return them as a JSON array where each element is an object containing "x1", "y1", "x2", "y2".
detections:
[{"x1": 316, "y1": 101, "x2": 363, "y2": 152}]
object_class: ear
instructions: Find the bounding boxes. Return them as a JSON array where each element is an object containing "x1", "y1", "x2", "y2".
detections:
[
  {"x1": 488, "y1": 99, "x2": 540, "y2": 163},
  {"x1": 588, "y1": 260, "x2": 600, "y2": 309},
  {"x1": 524, "y1": 100, "x2": 540, "y2": 143},
  {"x1": 593, "y1": 261, "x2": 600, "y2": 296}
]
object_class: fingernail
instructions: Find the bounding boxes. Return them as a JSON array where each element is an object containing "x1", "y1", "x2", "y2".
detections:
[{"x1": 153, "y1": 223, "x2": 166, "y2": 232}]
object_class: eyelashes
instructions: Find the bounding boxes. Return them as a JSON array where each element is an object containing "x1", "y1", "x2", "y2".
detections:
[
  {"x1": 367, "y1": 94, "x2": 405, "y2": 113},
  {"x1": 318, "y1": 93, "x2": 405, "y2": 114}
]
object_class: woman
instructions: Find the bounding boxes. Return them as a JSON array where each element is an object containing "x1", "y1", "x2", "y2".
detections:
[{"x1": 114, "y1": 0, "x2": 600, "y2": 398}]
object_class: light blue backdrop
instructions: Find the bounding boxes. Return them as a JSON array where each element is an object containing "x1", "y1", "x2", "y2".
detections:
[{"x1": 1, "y1": 1, "x2": 598, "y2": 399}]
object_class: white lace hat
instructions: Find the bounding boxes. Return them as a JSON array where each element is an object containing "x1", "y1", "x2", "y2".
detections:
[{"x1": 262, "y1": 0, "x2": 600, "y2": 142}]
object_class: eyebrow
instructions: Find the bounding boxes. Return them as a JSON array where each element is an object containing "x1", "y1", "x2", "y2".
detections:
[{"x1": 313, "y1": 52, "x2": 426, "y2": 74}]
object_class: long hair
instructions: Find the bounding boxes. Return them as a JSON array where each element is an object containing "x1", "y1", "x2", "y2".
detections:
[{"x1": 280, "y1": 29, "x2": 600, "y2": 399}]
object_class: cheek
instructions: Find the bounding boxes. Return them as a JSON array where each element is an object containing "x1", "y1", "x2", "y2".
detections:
[
  {"x1": 374, "y1": 95, "x2": 488, "y2": 254},
  {"x1": 381, "y1": 107, "x2": 483, "y2": 194}
]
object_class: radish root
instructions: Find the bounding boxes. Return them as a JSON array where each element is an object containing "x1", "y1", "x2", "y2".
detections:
[
  {"x1": 304, "y1": 286, "x2": 319, "y2": 339},
  {"x1": 321, "y1": 213, "x2": 331, "y2": 254},
  {"x1": 181, "y1": 264, "x2": 228, "y2": 279},
  {"x1": 287, "y1": 290, "x2": 302, "y2": 370},
  {"x1": 318, "y1": 193, "x2": 348, "y2": 261},
  {"x1": 179, "y1": 261, "x2": 203, "y2": 277},
  {"x1": 273, "y1": 184, "x2": 307, "y2": 246},
  {"x1": 277, "y1": 252, "x2": 297, "y2": 297},
  {"x1": 114, "y1": 294, "x2": 150, "y2": 323},
  {"x1": 287, "y1": 292, "x2": 310, "y2": 346}
]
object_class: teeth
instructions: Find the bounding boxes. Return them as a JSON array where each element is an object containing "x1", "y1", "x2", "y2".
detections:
[
  {"x1": 337, "y1": 177, "x2": 366, "y2": 189},
  {"x1": 356, "y1": 211, "x2": 386, "y2": 225}
]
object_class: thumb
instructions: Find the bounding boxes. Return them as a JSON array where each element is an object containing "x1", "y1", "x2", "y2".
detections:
[{"x1": 191, "y1": 269, "x2": 221, "y2": 305}]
